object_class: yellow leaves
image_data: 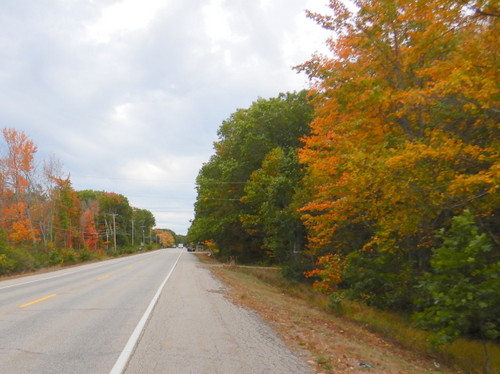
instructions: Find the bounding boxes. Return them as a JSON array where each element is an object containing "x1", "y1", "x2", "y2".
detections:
[
  {"x1": 296, "y1": 0, "x2": 499, "y2": 259},
  {"x1": 448, "y1": 169, "x2": 499, "y2": 198},
  {"x1": 155, "y1": 230, "x2": 175, "y2": 247}
]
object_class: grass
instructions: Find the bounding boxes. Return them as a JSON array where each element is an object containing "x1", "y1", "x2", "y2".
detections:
[{"x1": 195, "y1": 253, "x2": 499, "y2": 374}]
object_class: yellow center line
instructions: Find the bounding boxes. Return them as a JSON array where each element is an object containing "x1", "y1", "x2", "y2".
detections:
[
  {"x1": 124, "y1": 265, "x2": 134, "y2": 269},
  {"x1": 19, "y1": 294, "x2": 57, "y2": 308},
  {"x1": 96, "y1": 274, "x2": 110, "y2": 280}
]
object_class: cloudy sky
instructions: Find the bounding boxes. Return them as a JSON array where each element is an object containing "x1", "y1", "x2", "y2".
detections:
[{"x1": 0, "y1": 0, "x2": 331, "y2": 235}]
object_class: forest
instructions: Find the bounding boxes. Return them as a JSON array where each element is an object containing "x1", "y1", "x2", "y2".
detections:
[
  {"x1": 189, "y1": 0, "x2": 499, "y2": 348},
  {"x1": 0, "y1": 128, "x2": 179, "y2": 275}
]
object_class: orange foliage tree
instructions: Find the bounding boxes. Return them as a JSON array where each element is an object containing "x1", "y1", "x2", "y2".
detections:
[
  {"x1": 0, "y1": 128, "x2": 40, "y2": 244},
  {"x1": 297, "y1": 0, "x2": 499, "y2": 261},
  {"x1": 81, "y1": 209, "x2": 99, "y2": 251},
  {"x1": 156, "y1": 229, "x2": 175, "y2": 248}
]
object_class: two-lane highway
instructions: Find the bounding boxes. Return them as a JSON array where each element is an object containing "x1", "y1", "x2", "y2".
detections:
[{"x1": 0, "y1": 247, "x2": 183, "y2": 374}]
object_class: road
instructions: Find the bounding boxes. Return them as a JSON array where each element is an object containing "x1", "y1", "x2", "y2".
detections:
[
  {"x1": 0, "y1": 248, "x2": 183, "y2": 374},
  {"x1": 0, "y1": 248, "x2": 311, "y2": 374}
]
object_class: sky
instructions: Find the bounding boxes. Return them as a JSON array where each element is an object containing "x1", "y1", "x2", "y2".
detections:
[{"x1": 0, "y1": 0, "x2": 331, "y2": 235}]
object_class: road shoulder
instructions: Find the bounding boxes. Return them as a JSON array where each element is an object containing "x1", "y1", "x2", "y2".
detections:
[{"x1": 124, "y1": 252, "x2": 313, "y2": 374}]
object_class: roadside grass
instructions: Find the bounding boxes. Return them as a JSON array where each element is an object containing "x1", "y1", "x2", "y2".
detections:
[
  {"x1": 195, "y1": 253, "x2": 499, "y2": 374},
  {"x1": 0, "y1": 246, "x2": 161, "y2": 281}
]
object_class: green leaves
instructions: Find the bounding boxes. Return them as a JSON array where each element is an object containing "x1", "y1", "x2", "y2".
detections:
[
  {"x1": 413, "y1": 210, "x2": 500, "y2": 344},
  {"x1": 189, "y1": 91, "x2": 313, "y2": 263}
]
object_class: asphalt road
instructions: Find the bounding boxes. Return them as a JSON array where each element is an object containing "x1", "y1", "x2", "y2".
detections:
[
  {"x1": 0, "y1": 248, "x2": 183, "y2": 374},
  {"x1": 0, "y1": 248, "x2": 311, "y2": 374}
]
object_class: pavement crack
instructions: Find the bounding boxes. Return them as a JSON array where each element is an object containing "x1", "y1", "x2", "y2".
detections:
[{"x1": 0, "y1": 348, "x2": 45, "y2": 356}]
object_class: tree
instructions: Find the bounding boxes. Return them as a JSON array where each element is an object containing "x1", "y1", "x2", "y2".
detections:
[
  {"x1": 0, "y1": 128, "x2": 40, "y2": 244},
  {"x1": 189, "y1": 91, "x2": 314, "y2": 263},
  {"x1": 131, "y1": 208, "x2": 156, "y2": 246},
  {"x1": 241, "y1": 147, "x2": 309, "y2": 275},
  {"x1": 298, "y1": 0, "x2": 498, "y2": 260},
  {"x1": 52, "y1": 177, "x2": 81, "y2": 249},
  {"x1": 81, "y1": 209, "x2": 99, "y2": 251},
  {"x1": 155, "y1": 229, "x2": 175, "y2": 247},
  {"x1": 413, "y1": 210, "x2": 500, "y2": 344},
  {"x1": 297, "y1": 0, "x2": 498, "y2": 315}
]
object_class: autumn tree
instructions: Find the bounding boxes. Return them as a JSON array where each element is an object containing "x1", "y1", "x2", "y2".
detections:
[
  {"x1": 0, "y1": 128, "x2": 40, "y2": 244},
  {"x1": 155, "y1": 229, "x2": 175, "y2": 248},
  {"x1": 297, "y1": 0, "x2": 499, "y2": 320}
]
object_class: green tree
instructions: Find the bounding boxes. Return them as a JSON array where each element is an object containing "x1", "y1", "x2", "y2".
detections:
[
  {"x1": 189, "y1": 91, "x2": 314, "y2": 263},
  {"x1": 241, "y1": 147, "x2": 308, "y2": 275},
  {"x1": 132, "y1": 208, "x2": 156, "y2": 246},
  {"x1": 413, "y1": 210, "x2": 500, "y2": 344}
]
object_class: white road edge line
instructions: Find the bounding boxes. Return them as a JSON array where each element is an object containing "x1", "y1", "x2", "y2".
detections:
[{"x1": 109, "y1": 249, "x2": 184, "y2": 374}]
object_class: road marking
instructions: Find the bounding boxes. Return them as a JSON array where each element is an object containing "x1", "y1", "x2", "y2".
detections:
[
  {"x1": 109, "y1": 249, "x2": 183, "y2": 374},
  {"x1": 19, "y1": 294, "x2": 57, "y2": 308},
  {"x1": 124, "y1": 265, "x2": 134, "y2": 269},
  {"x1": 96, "y1": 274, "x2": 110, "y2": 280}
]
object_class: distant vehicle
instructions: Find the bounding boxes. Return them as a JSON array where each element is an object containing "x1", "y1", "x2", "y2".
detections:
[
  {"x1": 178, "y1": 243, "x2": 184, "y2": 248},
  {"x1": 187, "y1": 247, "x2": 195, "y2": 252}
]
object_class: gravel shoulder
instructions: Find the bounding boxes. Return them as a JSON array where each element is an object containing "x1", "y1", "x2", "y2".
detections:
[
  {"x1": 201, "y1": 256, "x2": 463, "y2": 374},
  {"x1": 124, "y1": 252, "x2": 313, "y2": 374}
]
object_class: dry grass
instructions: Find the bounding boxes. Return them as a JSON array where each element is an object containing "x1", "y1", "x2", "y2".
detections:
[
  {"x1": 195, "y1": 253, "x2": 466, "y2": 374},
  {"x1": 196, "y1": 253, "x2": 500, "y2": 374}
]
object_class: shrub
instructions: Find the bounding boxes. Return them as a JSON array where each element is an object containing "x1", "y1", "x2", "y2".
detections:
[
  {"x1": 342, "y1": 248, "x2": 415, "y2": 311},
  {"x1": 0, "y1": 246, "x2": 38, "y2": 273},
  {"x1": 48, "y1": 249, "x2": 63, "y2": 265},
  {"x1": 413, "y1": 210, "x2": 500, "y2": 345}
]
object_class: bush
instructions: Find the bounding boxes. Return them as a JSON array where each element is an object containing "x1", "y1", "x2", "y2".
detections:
[
  {"x1": 61, "y1": 250, "x2": 76, "y2": 264},
  {"x1": 0, "y1": 246, "x2": 38, "y2": 273},
  {"x1": 342, "y1": 248, "x2": 415, "y2": 311},
  {"x1": 77, "y1": 248, "x2": 94, "y2": 262},
  {"x1": 48, "y1": 249, "x2": 63, "y2": 265}
]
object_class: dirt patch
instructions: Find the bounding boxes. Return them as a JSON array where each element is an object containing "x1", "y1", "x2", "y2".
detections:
[{"x1": 198, "y1": 256, "x2": 461, "y2": 374}]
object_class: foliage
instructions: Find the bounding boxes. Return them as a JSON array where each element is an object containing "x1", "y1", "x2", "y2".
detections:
[
  {"x1": 189, "y1": 91, "x2": 314, "y2": 263},
  {"x1": 294, "y1": 0, "x2": 499, "y2": 346},
  {"x1": 342, "y1": 249, "x2": 416, "y2": 311},
  {"x1": 413, "y1": 210, "x2": 500, "y2": 345},
  {"x1": 155, "y1": 229, "x2": 175, "y2": 247},
  {"x1": 0, "y1": 128, "x2": 177, "y2": 276},
  {"x1": 0, "y1": 128, "x2": 40, "y2": 244},
  {"x1": 304, "y1": 253, "x2": 346, "y2": 294},
  {"x1": 241, "y1": 147, "x2": 306, "y2": 265},
  {"x1": 297, "y1": 0, "x2": 498, "y2": 257},
  {"x1": 52, "y1": 178, "x2": 81, "y2": 249}
]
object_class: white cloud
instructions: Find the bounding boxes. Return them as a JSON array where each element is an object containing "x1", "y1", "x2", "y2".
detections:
[
  {"x1": 0, "y1": 0, "x2": 331, "y2": 234},
  {"x1": 85, "y1": 0, "x2": 169, "y2": 43}
]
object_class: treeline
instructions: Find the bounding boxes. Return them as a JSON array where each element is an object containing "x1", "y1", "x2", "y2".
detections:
[
  {"x1": 189, "y1": 0, "x2": 499, "y2": 346},
  {"x1": 0, "y1": 128, "x2": 177, "y2": 275}
]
